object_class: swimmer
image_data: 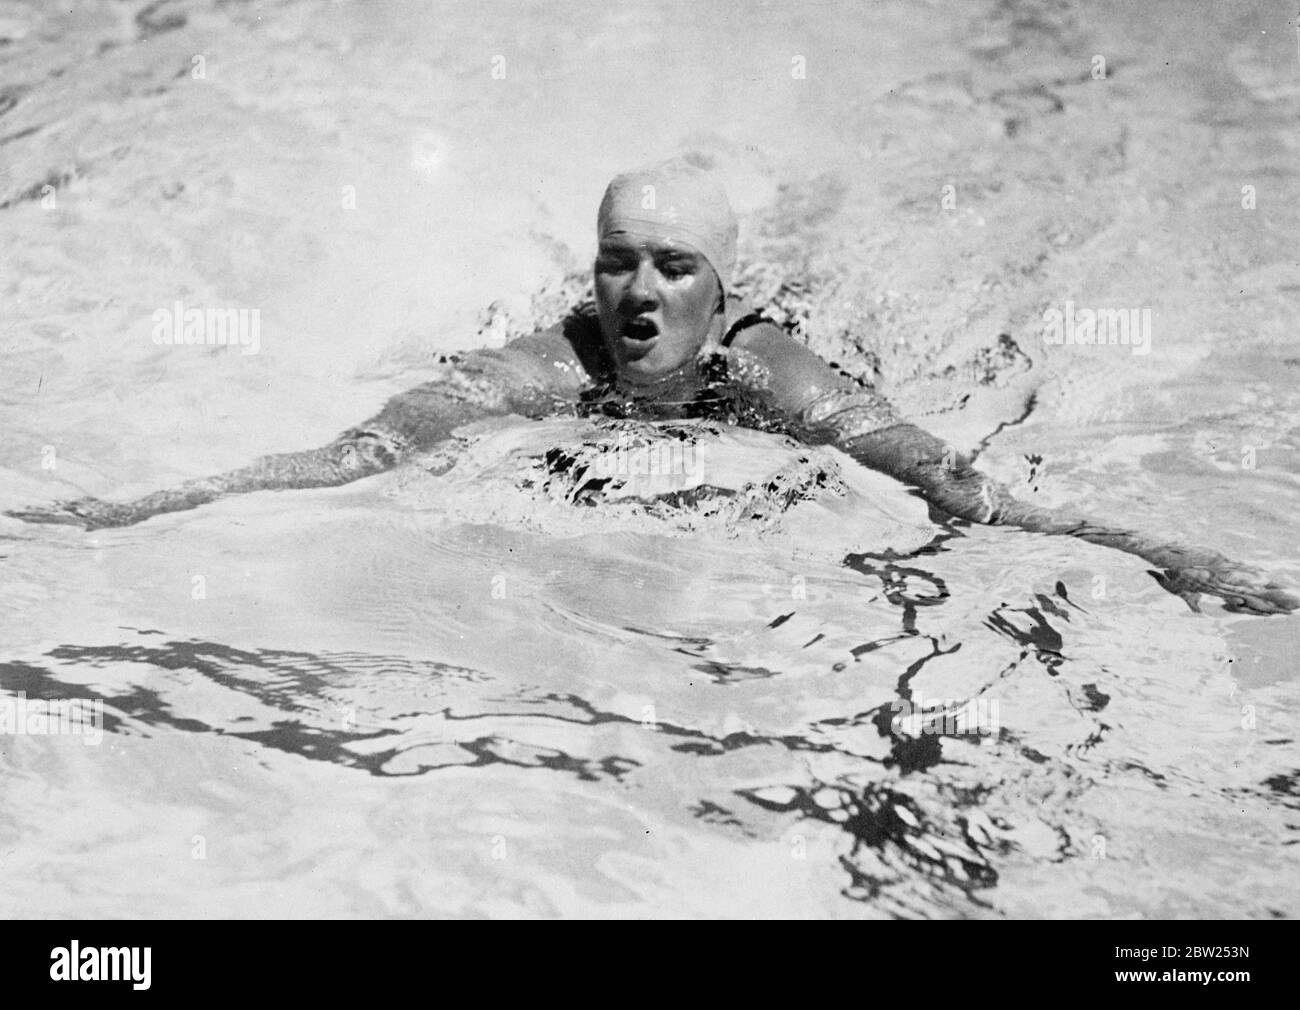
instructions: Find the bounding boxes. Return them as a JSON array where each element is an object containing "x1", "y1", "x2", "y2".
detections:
[{"x1": 10, "y1": 158, "x2": 1297, "y2": 615}]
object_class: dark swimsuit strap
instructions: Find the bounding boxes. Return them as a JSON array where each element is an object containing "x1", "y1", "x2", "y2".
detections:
[{"x1": 721, "y1": 310, "x2": 773, "y2": 348}]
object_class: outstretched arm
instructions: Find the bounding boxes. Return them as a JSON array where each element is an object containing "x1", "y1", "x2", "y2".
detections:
[
  {"x1": 9, "y1": 327, "x2": 587, "y2": 530},
  {"x1": 842, "y1": 422, "x2": 1298, "y2": 615},
  {"x1": 7, "y1": 390, "x2": 469, "y2": 529},
  {"x1": 727, "y1": 322, "x2": 1298, "y2": 615}
]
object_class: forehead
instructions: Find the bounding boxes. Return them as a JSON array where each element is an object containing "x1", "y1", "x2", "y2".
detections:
[{"x1": 598, "y1": 232, "x2": 702, "y2": 258}]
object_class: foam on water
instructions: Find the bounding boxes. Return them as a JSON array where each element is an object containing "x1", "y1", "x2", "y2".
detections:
[{"x1": 1, "y1": 0, "x2": 1298, "y2": 917}]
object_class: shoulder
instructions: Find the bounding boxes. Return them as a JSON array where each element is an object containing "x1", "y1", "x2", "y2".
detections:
[
  {"x1": 722, "y1": 310, "x2": 882, "y2": 428},
  {"x1": 493, "y1": 302, "x2": 609, "y2": 390},
  {"x1": 725, "y1": 313, "x2": 830, "y2": 377}
]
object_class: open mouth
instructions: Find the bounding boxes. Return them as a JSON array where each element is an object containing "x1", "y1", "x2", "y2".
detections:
[{"x1": 620, "y1": 317, "x2": 659, "y2": 342}]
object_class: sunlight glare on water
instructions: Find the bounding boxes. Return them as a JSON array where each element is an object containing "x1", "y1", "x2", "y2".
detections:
[{"x1": 0, "y1": 0, "x2": 1298, "y2": 918}]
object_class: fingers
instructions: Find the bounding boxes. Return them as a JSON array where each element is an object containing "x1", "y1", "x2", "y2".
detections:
[
  {"x1": 5, "y1": 508, "x2": 85, "y2": 527},
  {"x1": 4, "y1": 498, "x2": 132, "y2": 531},
  {"x1": 1153, "y1": 564, "x2": 1299, "y2": 616},
  {"x1": 5, "y1": 501, "x2": 95, "y2": 528},
  {"x1": 1219, "y1": 584, "x2": 1300, "y2": 616},
  {"x1": 1207, "y1": 566, "x2": 1300, "y2": 615}
]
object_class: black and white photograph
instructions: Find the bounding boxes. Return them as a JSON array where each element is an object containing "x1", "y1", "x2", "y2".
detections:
[{"x1": 1, "y1": 0, "x2": 1297, "y2": 931}]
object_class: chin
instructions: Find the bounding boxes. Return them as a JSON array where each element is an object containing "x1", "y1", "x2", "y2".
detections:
[
  {"x1": 619, "y1": 359, "x2": 669, "y2": 384},
  {"x1": 623, "y1": 346, "x2": 695, "y2": 379}
]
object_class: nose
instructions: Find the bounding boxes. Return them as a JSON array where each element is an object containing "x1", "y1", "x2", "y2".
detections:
[{"x1": 626, "y1": 258, "x2": 659, "y2": 309}]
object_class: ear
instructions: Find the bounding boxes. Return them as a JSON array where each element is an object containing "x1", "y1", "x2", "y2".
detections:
[
  {"x1": 710, "y1": 265, "x2": 726, "y2": 314},
  {"x1": 703, "y1": 294, "x2": 728, "y2": 350}
]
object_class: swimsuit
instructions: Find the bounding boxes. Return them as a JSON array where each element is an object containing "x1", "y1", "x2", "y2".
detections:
[{"x1": 352, "y1": 294, "x2": 904, "y2": 457}]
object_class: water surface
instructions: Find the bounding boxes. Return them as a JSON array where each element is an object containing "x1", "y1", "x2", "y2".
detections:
[{"x1": 1, "y1": 0, "x2": 1298, "y2": 918}]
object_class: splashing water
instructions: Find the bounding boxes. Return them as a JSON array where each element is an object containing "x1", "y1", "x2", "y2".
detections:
[{"x1": 1, "y1": 0, "x2": 1297, "y2": 918}]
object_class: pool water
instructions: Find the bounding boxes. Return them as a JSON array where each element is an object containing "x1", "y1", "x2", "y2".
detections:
[{"x1": 1, "y1": 0, "x2": 1297, "y2": 918}]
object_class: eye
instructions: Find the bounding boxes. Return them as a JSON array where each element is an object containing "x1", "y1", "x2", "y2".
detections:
[
  {"x1": 595, "y1": 252, "x2": 635, "y2": 274},
  {"x1": 659, "y1": 260, "x2": 696, "y2": 280}
]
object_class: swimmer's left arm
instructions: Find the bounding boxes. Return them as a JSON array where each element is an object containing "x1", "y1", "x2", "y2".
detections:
[
  {"x1": 730, "y1": 324, "x2": 1298, "y2": 615},
  {"x1": 842, "y1": 421, "x2": 1299, "y2": 614}
]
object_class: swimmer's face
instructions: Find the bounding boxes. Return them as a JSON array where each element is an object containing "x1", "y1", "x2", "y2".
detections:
[{"x1": 594, "y1": 234, "x2": 723, "y2": 383}]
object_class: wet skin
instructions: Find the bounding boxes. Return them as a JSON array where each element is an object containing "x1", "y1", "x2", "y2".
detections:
[
  {"x1": 8, "y1": 243, "x2": 1299, "y2": 614},
  {"x1": 593, "y1": 234, "x2": 724, "y2": 384}
]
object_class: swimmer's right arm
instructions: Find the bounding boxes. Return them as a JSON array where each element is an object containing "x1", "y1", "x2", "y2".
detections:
[
  {"x1": 8, "y1": 328, "x2": 587, "y2": 530},
  {"x1": 6, "y1": 418, "x2": 437, "y2": 530},
  {"x1": 6, "y1": 388, "x2": 477, "y2": 530}
]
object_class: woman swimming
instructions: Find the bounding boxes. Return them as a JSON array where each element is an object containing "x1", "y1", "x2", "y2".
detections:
[{"x1": 10, "y1": 158, "x2": 1297, "y2": 615}]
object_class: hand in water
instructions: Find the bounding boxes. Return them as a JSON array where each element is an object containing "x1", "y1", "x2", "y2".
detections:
[
  {"x1": 1153, "y1": 560, "x2": 1300, "y2": 615},
  {"x1": 5, "y1": 437, "x2": 398, "y2": 533},
  {"x1": 5, "y1": 498, "x2": 137, "y2": 530}
]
